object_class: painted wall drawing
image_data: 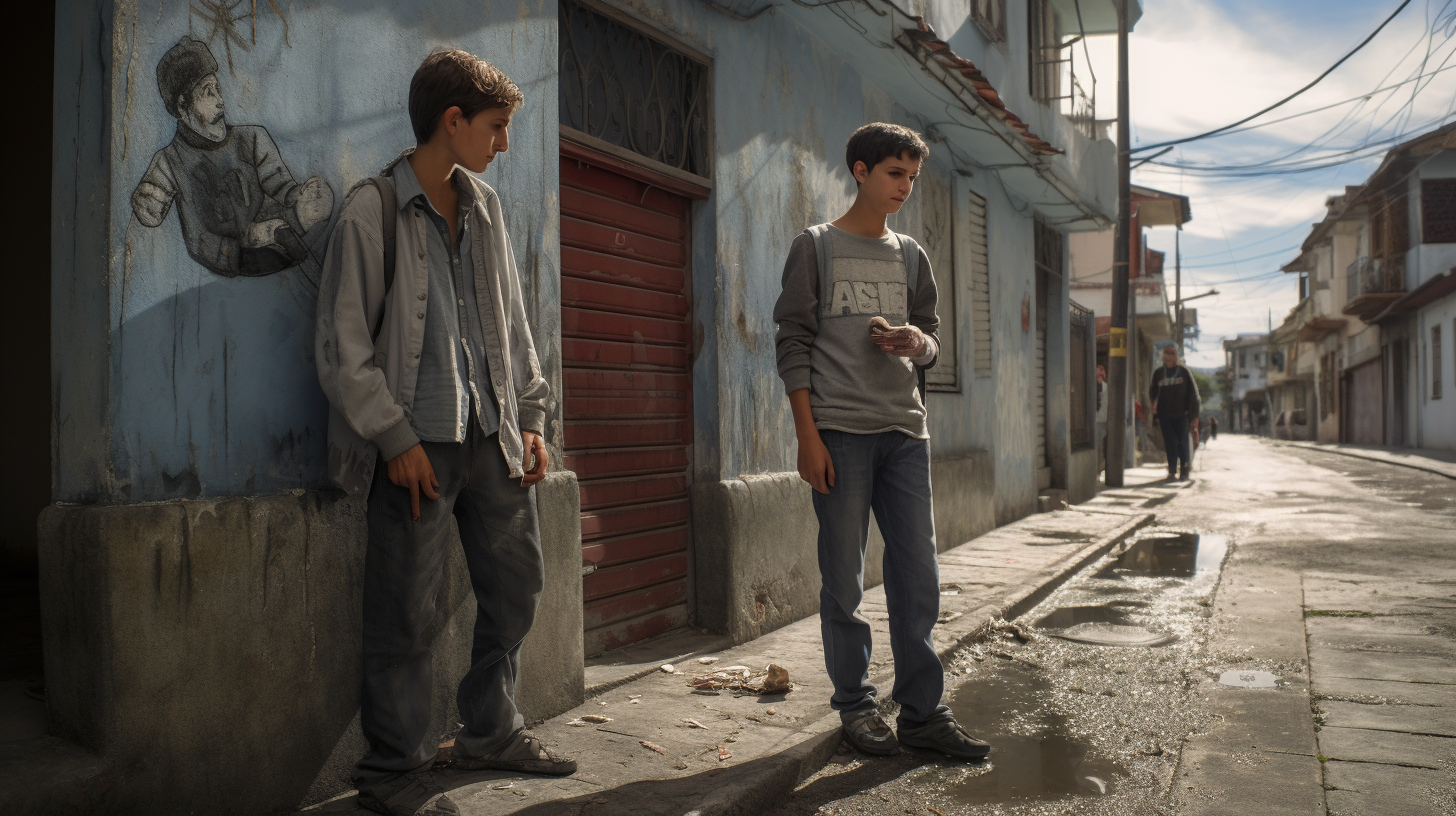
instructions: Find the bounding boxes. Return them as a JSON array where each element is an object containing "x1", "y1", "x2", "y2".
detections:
[{"x1": 131, "y1": 37, "x2": 332, "y2": 283}]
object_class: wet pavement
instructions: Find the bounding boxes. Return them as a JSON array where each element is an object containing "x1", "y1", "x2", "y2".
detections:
[{"x1": 764, "y1": 437, "x2": 1456, "y2": 816}]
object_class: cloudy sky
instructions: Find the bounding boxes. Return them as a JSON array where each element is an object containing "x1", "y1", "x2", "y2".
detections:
[{"x1": 1081, "y1": 0, "x2": 1456, "y2": 367}]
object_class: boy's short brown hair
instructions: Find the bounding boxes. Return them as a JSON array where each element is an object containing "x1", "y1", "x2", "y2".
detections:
[
  {"x1": 845, "y1": 122, "x2": 929, "y2": 178},
  {"x1": 409, "y1": 49, "x2": 524, "y2": 144}
]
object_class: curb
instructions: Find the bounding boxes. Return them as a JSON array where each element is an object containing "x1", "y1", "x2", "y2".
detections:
[
  {"x1": 680, "y1": 509, "x2": 1155, "y2": 815},
  {"x1": 1277, "y1": 441, "x2": 1456, "y2": 481}
]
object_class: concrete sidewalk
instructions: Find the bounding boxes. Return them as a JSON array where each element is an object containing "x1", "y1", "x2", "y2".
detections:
[
  {"x1": 306, "y1": 482, "x2": 1169, "y2": 816},
  {"x1": 1275, "y1": 440, "x2": 1456, "y2": 480}
]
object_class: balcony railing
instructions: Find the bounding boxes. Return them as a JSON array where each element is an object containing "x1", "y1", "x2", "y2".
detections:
[{"x1": 1345, "y1": 255, "x2": 1406, "y2": 303}]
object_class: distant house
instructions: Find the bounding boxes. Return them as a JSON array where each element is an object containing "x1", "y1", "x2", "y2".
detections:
[{"x1": 1223, "y1": 333, "x2": 1269, "y2": 434}]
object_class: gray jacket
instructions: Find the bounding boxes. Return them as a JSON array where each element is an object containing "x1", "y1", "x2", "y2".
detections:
[{"x1": 315, "y1": 151, "x2": 549, "y2": 495}]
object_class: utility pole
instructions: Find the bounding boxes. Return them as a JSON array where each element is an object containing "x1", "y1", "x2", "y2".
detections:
[
  {"x1": 1105, "y1": 0, "x2": 1131, "y2": 487},
  {"x1": 1174, "y1": 228, "x2": 1183, "y2": 359}
]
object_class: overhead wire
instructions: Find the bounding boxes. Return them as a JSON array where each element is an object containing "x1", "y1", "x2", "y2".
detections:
[{"x1": 1130, "y1": 0, "x2": 1416, "y2": 153}]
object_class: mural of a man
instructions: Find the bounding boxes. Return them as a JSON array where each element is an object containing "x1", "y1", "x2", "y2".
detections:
[{"x1": 132, "y1": 36, "x2": 334, "y2": 278}]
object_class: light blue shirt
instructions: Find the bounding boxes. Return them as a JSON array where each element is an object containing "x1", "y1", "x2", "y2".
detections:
[{"x1": 390, "y1": 160, "x2": 499, "y2": 442}]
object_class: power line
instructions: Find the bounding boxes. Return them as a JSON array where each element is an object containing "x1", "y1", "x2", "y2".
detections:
[{"x1": 1130, "y1": 0, "x2": 1416, "y2": 154}]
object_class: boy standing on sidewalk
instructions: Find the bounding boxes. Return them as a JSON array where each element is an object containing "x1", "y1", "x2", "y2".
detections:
[
  {"x1": 316, "y1": 50, "x2": 574, "y2": 816},
  {"x1": 773, "y1": 123, "x2": 991, "y2": 761}
]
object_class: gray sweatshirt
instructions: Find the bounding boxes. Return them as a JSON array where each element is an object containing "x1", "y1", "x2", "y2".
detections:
[{"x1": 773, "y1": 225, "x2": 940, "y2": 438}]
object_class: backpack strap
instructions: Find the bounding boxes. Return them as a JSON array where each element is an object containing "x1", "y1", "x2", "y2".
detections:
[
  {"x1": 896, "y1": 233, "x2": 919, "y2": 307},
  {"x1": 805, "y1": 224, "x2": 832, "y2": 308},
  {"x1": 894, "y1": 232, "x2": 928, "y2": 401},
  {"x1": 347, "y1": 175, "x2": 397, "y2": 340}
]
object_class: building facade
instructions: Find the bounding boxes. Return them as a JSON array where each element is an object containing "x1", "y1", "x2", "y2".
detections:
[
  {"x1": 1275, "y1": 123, "x2": 1456, "y2": 451},
  {"x1": 33, "y1": 0, "x2": 1135, "y2": 811},
  {"x1": 1223, "y1": 333, "x2": 1269, "y2": 433}
]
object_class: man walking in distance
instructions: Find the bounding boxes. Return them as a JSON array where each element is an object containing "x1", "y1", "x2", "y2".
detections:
[
  {"x1": 1149, "y1": 345, "x2": 1202, "y2": 481},
  {"x1": 316, "y1": 50, "x2": 574, "y2": 816},
  {"x1": 773, "y1": 123, "x2": 991, "y2": 762}
]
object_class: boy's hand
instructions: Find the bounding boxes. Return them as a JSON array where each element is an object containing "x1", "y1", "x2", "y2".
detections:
[
  {"x1": 387, "y1": 444, "x2": 440, "y2": 522},
  {"x1": 869, "y1": 318, "x2": 930, "y2": 359},
  {"x1": 521, "y1": 431, "x2": 548, "y2": 487},
  {"x1": 797, "y1": 433, "x2": 836, "y2": 495}
]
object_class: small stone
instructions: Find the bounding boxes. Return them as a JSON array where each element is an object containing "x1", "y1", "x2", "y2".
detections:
[{"x1": 661, "y1": 664, "x2": 676, "y2": 673}]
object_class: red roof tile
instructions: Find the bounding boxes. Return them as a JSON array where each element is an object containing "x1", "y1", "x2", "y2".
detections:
[{"x1": 903, "y1": 20, "x2": 1063, "y2": 156}]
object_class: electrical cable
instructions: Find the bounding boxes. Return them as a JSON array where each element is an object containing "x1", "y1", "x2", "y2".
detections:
[{"x1": 1130, "y1": 0, "x2": 1416, "y2": 154}]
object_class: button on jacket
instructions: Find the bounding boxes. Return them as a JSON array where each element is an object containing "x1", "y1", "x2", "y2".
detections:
[{"x1": 315, "y1": 149, "x2": 549, "y2": 495}]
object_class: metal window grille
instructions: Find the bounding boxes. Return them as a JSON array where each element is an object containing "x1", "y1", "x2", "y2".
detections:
[
  {"x1": 1421, "y1": 179, "x2": 1456, "y2": 244},
  {"x1": 1034, "y1": 217, "x2": 1064, "y2": 280},
  {"x1": 1028, "y1": 0, "x2": 1059, "y2": 103},
  {"x1": 1434, "y1": 324, "x2": 1444, "y2": 400},
  {"x1": 559, "y1": 0, "x2": 710, "y2": 178},
  {"x1": 1070, "y1": 301, "x2": 1094, "y2": 450},
  {"x1": 971, "y1": 0, "x2": 1006, "y2": 43}
]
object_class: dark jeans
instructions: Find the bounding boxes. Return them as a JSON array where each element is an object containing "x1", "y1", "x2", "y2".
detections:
[
  {"x1": 812, "y1": 430, "x2": 951, "y2": 732},
  {"x1": 1158, "y1": 415, "x2": 1191, "y2": 475},
  {"x1": 353, "y1": 425, "x2": 543, "y2": 793}
]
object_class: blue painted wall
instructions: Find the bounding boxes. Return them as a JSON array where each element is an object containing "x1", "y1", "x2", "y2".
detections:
[{"x1": 54, "y1": 0, "x2": 560, "y2": 503}]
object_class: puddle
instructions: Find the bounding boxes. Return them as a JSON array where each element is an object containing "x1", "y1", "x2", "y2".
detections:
[
  {"x1": 1097, "y1": 532, "x2": 1228, "y2": 579},
  {"x1": 1217, "y1": 670, "x2": 1282, "y2": 689},
  {"x1": 1051, "y1": 624, "x2": 1176, "y2": 647},
  {"x1": 944, "y1": 665, "x2": 1124, "y2": 804}
]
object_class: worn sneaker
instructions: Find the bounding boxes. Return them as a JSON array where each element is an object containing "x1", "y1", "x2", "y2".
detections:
[
  {"x1": 842, "y1": 710, "x2": 899, "y2": 756},
  {"x1": 357, "y1": 769, "x2": 459, "y2": 816},
  {"x1": 1179, "y1": 466, "x2": 1191, "y2": 481},
  {"x1": 898, "y1": 718, "x2": 991, "y2": 761},
  {"x1": 452, "y1": 729, "x2": 577, "y2": 776}
]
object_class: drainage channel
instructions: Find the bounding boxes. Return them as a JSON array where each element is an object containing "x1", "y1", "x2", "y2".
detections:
[{"x1": 893, "y1": 530, "x2": 1232, "y2": 813}]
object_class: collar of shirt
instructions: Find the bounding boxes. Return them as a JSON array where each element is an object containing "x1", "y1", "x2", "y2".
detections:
[{"x1": 389, "y1": 156, "x2": 476, "y2": 220}]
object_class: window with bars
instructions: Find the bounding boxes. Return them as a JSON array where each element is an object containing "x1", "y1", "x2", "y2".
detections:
[
  {"x1": 1434, "y1": 324, "x2": 1444, "y2": 400},
  {"x1": 1421, "y1": 178, "x2": 1456, "y2": 244},
  {"x1": 1070, "y1": 302, "x2": 1094, "y2": 450},
  {"x1": 971, "y1": 0, "x2": 1006, "y2": 43},
  {"x1": 559, "y1": 0, "x2": 710, "y2": 178},
  {"x1": 1028, "y1": 0, "x2": 1060, "y2": 103}
]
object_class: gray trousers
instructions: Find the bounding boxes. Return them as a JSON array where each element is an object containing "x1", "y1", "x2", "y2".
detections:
[{"x1": 353, "y1": 425, "x2": 543, "y2": 792}]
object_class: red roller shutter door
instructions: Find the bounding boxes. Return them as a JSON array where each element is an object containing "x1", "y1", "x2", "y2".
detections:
[{"x1": 561, "y1": 151, "x2": 694, "y2": 656}]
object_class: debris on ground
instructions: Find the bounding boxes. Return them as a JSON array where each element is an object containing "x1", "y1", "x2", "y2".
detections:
[
  {"x1": 641, "y1": 741, "x2": 668, "y2": 755},
  {"x1": 766, "y1": 708, "x2": 777, "y2": 715},
  {"x1": 928, "y1": 806, "x2": 947, "y2": 816},
  {"x1": 660, "y1": 664, "x2": 676, "y2": 673},
  {"x1": 569, "y1": 714, "x2": 612, "y2": 725},
  {"x1": 698, "y1": 657, "x2": 719, "y2": 664},
  {"x1": 718, "y1": 745, "x2": 733, "y2": 762},
  {"x1": 980, "y1": 617, "x2": 1034, "y2": 644},
  {"x1": 936, "y1": 610, "x2": 964, "y2": 625},
  {"x1": 683, "y1": 718, "x2": 707, "y2": 729},
  {"x1": 688, "y1": 663, "x2": 795, "y2": 695},
  {"x1": 492, "y1": 782, "x2": 514, "y2": 791}
]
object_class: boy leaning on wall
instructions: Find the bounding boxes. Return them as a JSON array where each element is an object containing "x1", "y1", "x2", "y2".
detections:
[
  {"x1": 773, "y1": 123, "x2": 993, "y2": 761},
  {"x1": 315, "y1": 50, "x2": 574, "y2": 816}
]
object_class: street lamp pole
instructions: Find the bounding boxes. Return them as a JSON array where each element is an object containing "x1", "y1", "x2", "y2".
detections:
[{"x1": 1106, "y1": 0, "x2": 1131, "y2": 487}]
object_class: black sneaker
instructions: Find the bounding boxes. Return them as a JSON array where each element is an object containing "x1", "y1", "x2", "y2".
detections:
[
  {"x1": 1179, "y1": 466, "x2": 1191, "y2": 481},
  {"x1": 898, "y1": 718, "x2": 991, "y2": 761},
  {"x1": 357, "y1": 770, "x2": 459, "y2": 816},
  {"x1": 452, "y1": 729, "x2": 577, "y2": 776},
  {"x1": 842, "y1": 709, "x2": 899, "y2": 756}
]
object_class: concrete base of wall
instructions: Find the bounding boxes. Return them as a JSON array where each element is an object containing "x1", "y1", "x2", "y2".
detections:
[
  {"x1": 692, "y1": 452, "x2": 994, "y2": 645},
  {"x1": 36, "y1": 472, "x2": 582, "y2": 815},
  {"x1": 1067, "y1": 448, "x2": 1100, "y2": 505}
]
